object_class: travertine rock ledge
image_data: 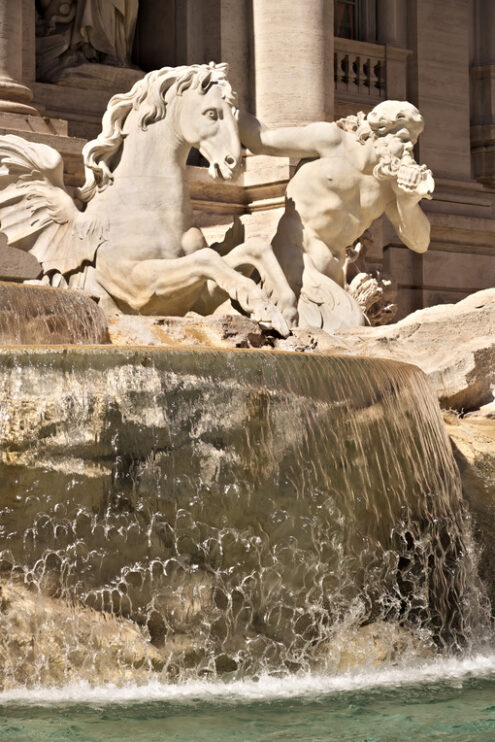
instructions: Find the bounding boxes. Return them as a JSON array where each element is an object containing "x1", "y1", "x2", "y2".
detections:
[
  {"x1": 109, "y1": 288, "x2": 495, "y2": 414},
  {"x1": 0, "y1": 348, "x2": 470, "y2": 680},
  {"x1": 445, "y1": 412, "x2": 495, "y2": 608}
]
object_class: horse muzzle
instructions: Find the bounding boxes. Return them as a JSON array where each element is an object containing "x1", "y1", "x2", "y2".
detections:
[{"x1": 207, "y1": 154, "x2": 241, "y2": 181}]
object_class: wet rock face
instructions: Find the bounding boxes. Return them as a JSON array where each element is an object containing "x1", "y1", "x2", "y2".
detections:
[
  {"x1": 108, "y1": 313, "x2": 270, "y2": 349},
  {"x1": 283, "y1": 288, "x2": 495, "y2": 414},
  {"x1": 445, "y1": 413, "x2": 495, "y2": 610},
  {"x1": 0, "y1": 282, "x2": 109, "y2": 345},
  {"x1": 0, "y1": 347, "x2": 480, "y2": 686},
  {"x1": 0, "y1": 244, "x2": 42, "y2": 282},
  {"x1": 108, "y1": 289, "x2": 495, "y2": 415},
  {"x1": 0, "y1": 581, "x2": 166, "y2": 690}
]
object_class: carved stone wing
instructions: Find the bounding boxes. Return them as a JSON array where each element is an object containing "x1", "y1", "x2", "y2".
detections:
[{"x1": 0, "y1": 135, "x2": 104, "y2": 275}]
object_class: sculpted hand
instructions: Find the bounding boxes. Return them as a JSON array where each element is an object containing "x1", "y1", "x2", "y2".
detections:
[{"x1": 396, "y1": 162, "x2": 435, "y2": 201}]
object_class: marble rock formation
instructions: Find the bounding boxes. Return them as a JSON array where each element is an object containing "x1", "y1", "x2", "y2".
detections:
[
  {"x1": 0, "y1": 348, "x2": 472, "y2": 677},
  {"x1": 0, "y1": 581, "x2": 165, "y2": 690},
  {"x1": 108, "y1": 289, "x2": 495, "y2": 417},
  {"x1": 282, "y1": 289, "x2": 495, "y2": 415},
  {"x1": 445, "y1": 412, "x2": 495, "y2": 611}
]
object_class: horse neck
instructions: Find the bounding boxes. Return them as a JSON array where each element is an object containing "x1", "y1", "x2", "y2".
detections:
[{"x1": 106, "y1": 112, "x2": 192, "y2": 215}]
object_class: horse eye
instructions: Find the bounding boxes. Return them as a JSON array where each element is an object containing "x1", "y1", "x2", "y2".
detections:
[{"x1": 204, "y1": 109, "x2": 218, "y2": 120}]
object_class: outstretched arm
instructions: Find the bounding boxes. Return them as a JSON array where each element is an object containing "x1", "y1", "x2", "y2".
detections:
[
  {"x1": 238, "y1": 110, "x2": 337, "y2": 159},
  {"x1": 384, "y1": 193, "x2": 431, "y2": 254}
]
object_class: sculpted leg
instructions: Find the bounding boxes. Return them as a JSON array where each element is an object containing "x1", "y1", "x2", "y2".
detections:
[
  {"x1": 221, "y1": 238, "x2": 297, "y2": 326},
  {"x1": 95, "y1": 247, "x2": 290, "y2": 336},
  {"x1": 303, "y1": 229, "x2": 347, "y2": 288},
  {"x1": 298, "y1": 253, "x2": 365, "y2": 332}
]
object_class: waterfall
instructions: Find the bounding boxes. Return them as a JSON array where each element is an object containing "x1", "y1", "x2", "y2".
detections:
[
  {"x1": 0, "y1": 282, "x2": 108, "y2": 345},
  {"x1": 0, "y1": 347, "x2": 488, "y2": 688}
]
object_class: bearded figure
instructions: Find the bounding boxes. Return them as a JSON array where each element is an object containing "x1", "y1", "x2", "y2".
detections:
[
  {"x1": 238, "y1": 100, "x2": 435, "y2": 331},
  {"x1": 337, "y1": 102, "x2": 435, "y2": 204}
]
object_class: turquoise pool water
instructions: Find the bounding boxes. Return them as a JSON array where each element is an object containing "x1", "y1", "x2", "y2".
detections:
[{"x1": 2, "y1": 655, "x2": 495, "y2": 742}]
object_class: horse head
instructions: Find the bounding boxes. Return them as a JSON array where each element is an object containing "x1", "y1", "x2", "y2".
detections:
[
  {"x1": 77, "y1": 63, "x2": 242, "y2": 203},
  {"x1": 173, "y1": 62, "x2": 241, "y2": 181}
]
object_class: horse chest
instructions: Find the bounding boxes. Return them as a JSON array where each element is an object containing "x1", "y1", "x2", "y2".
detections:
[{"x1": 106, "y1": 207, "x2": 185, "y2": 258}]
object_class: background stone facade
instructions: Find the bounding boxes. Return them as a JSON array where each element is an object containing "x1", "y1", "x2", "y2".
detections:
[{"x1": 0, "y1": 0, "x2": 493, "y2": 318}]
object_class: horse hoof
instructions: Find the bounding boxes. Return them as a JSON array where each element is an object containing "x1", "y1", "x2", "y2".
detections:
[
  {"x1": 258, "y1": 313, "x2": 290, "y2": 338},
  {"x1": 258, "y1": 320, "x2": 272, "y2": 331}
]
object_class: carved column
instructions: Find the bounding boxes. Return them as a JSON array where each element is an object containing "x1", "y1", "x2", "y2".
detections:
[
  {"x1": 220, "y1": 0, "x2": 250, "y2": 112},
  {"x1": 252, "y1": 0, "x2": 333, "y2": 126},
  {"x1": 377, "y1": 0, "x2": 408, "y2": 48},
  {"x1": 377, "y1": 0, "x2": 410, "y2": 101},
  {"x1": 471, "y1": 0, "x2": 495, "y2": 186},
  {"x1": 0, "y1": 0, "x2": 37, "y2": 115}
]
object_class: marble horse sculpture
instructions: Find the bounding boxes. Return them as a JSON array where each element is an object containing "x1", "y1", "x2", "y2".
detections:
[{"x1": 0, "y1": 63, "x2": 294, "y2": 336}]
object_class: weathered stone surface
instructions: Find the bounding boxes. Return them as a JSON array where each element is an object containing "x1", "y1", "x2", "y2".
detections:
[
  {"x1": 313, "y1": 622, "x2": 434, "y2": 673},
  {"x1": 108, "y1": 312, "x2": 271, "y2": 349},
  {"x1": 0, "y1": 282, "x2": 109, "y2": 345},
  {"x1": 467, "y1": 400, "x2": 495, "y2": 420},
  {"x1": 0, "y1": 243, "x2": 42, "y2": 282},
  {"x1": 0, "y1": 347, "x2": 473, "y2": 681},
  {"x1": 444, "y1": 412, "x2": 495, "y2": 609},
  {"x1": 108, "y1": 289, "x2": 495, "y2": 413},
  {"x1": 277, "y1": 288, "x2": 495, "y2": 413},
  {"x1": 0, "y1": 581, "x2": 166, "y2": 690}
]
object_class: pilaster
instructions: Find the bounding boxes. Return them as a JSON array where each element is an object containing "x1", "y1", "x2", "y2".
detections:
[
  {"x1": 407, "y1": 0, "x2": 471, "y2": 180},
  {"x1": 0, "y1": 0, "x2": 38, "y2": 115},
  {"x1": 251, "y1": 0, "x2": 334, "y2": 126}
]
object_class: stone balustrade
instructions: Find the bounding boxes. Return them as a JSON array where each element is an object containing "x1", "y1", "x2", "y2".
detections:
[
  {"x1": 334, "y1": 38, "x2": 410, "y2": 109},
  {"x1": 334, "y1": 39, "x2": 386, "y2": 102}
]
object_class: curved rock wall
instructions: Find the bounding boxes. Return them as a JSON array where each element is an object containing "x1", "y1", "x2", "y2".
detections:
[{"x1": 0, "y1": 347, "x2": 485, "y2": 686}]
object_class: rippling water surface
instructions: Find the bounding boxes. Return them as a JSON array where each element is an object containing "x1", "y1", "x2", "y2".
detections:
[{"x1": 2, "y1": 655, "x2": 495, "y2": 741}]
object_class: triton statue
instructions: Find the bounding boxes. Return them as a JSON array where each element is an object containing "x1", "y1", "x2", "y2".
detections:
[{"x1": 239, "y1": 101, "x2": 435, "y2": 331}]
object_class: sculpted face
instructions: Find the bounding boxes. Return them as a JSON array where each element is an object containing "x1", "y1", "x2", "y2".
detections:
[
  {"x1": 367, "y1": 101, "x2": 424, "y2": 145},
  {"x1": 177, "y1": 82, "x2": 241, "y2": 181}
]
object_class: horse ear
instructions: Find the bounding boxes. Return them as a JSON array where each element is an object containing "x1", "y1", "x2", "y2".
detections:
[
  {"x1": 200, "y1": 72, "x2": 213, "y2": 92},
  {"x1": 175, "y1": 73, "x2": 195, "y2": 97}
]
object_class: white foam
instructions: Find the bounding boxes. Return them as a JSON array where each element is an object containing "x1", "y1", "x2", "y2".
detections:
[{"x1": 1, "y1": 653, "x2": 495, "y2": 706}]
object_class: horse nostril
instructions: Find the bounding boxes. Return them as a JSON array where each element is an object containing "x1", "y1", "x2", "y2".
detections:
[{"x1": 225, "y1": 155, "x2": 236, "y2": 167}]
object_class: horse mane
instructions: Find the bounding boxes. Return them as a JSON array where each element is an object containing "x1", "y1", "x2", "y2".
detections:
[{"x1": 77, "y1": 62, "x2": 236, "y2": 204}]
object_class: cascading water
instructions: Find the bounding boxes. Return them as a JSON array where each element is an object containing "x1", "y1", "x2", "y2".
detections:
[
  {"x1": 0, "y1": 282, "x2": 108, "y2": 345},
  {"x1": 0, "y1": 346, "x2": 489, "y2": 691}
]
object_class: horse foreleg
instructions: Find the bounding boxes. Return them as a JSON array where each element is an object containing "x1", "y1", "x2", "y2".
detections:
[
  {"x1": 221, "y1": 238, "x2": 297, "y2": 327},
  {"x1": 96, "y1": 248, "x2": 290, "y2": 337}
]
